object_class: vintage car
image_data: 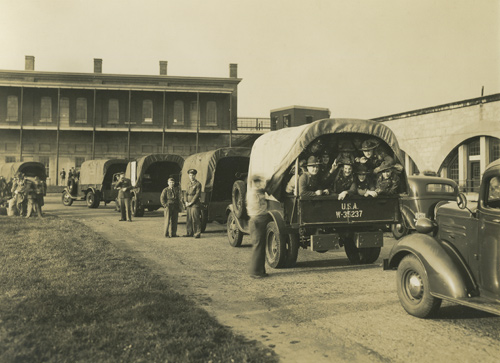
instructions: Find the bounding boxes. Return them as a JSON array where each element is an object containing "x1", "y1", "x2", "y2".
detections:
[
  {"x1": 227, "y1": 118, "x2": 409, "y2": 268},
  {"x1": 61, "y1": 159, "x2": 128, "y2": 208},
  {"x1": 391, "y1": 175, "x2": 459, "y2": 239},
  {"x1": 0, "y1": 161, "x2": 47, "y2": 205},
  {"x1": 125, "y1": 154, "x2": 184, "y2": 217},
  {"x1": 181, "y1": 147, "x2": 251, "y2": 232},
  {"x1": 384, "y1": 159, "x2": 500, "y2": 318}
]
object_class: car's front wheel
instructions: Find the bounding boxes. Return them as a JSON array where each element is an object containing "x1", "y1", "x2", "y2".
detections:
[
  {"x1": 227, "y1": 212, "x2": 243, "y2": 247},
  {"x1": 62, "y1": 191, "x2": 73, "y2": 206},
  {"x1": 396, "y1": 254, "x2": 442, "y2": 318}
]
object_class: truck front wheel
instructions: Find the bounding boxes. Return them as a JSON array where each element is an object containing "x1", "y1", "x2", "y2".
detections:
[
  {"x1": 397, "y1": 254, "x2": 442, "y2": 318},
  {"x1": 62, "y1": 191, "x2": 73, "y2": 206},
  {"x1": 265, "y1": 222, "x2": 299, "y2": 268}
]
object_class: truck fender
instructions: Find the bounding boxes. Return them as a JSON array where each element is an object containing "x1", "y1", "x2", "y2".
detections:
[
  {"x1": 226, "y1": 205, "x2": 249, "y2": 235},
  {"x1": 267, "y1": 210, "x2": 288, "y2": 236},
  {"x1": 387, "y1": 233, "x2": 472, "y2": 299}
]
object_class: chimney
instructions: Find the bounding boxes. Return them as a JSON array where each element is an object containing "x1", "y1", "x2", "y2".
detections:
[
  {"x1": 94, "y1": 58, "x2": 102, "y2": 73},
  {"x1": 25, "y1": 55, "x2": 35, "y2": 71},
  {"x1": 229, "y1": 63, "x2": 238, "y2": 78},
  {"x1": 159, "y1": 61, "x2": 168, "y2": 75}
]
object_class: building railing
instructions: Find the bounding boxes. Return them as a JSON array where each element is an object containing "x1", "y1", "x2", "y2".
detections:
[{"x1": 237, "y1": 117, "x2": 271, "y2": 131}]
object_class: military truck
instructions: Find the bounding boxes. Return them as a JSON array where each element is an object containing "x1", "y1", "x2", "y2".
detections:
[
  {"x1": 0, "y1": 161, "x2": 47, "y2": 206},
  {"x1": 384, "y1": 159, "x2": 500, "y2": 318},
  {"x1": 125, "y1": 154, "x2": 184, "y2": 217},
  {"x1": 227, "y1": 118, "x2": 409, "y2": 268},
  {"x1": 61, "y1": 159, "x2": 128, "y2": 208},
  {"x1": 181, "y1": 147, "x2": 251, "y2": 232}
]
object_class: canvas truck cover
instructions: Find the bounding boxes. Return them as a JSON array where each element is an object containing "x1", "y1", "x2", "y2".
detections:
[
  {"x1": 180, "y1": 147, "x2": 251, "y2": 192},
  {"x1": 79, "y1": 159, "x2": 128, "y2": 185},
  {"x1": 125, "y1": 154, "x2": 184, "y2": 185},
  {"x1": 248, "y1": 118, "x2": 405, "y2": 199},
  {"x1": 0, "y1": 162, "x2": 46, "y2": 181}
]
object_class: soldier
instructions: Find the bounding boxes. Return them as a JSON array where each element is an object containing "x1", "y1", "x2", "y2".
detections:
[
  {"x1": 160, "y1": 177, "x2": 181, "y2": 238},
  {"x1": 11, "y1": 173, "x2": 27, "y2": 216},
  {"x1": 373, "y1": 160, "x2": 401, "y2": 196},
  {"x1": 0, "y1": 176, "x2": 7, "y2": 198},
  {"x1": 298, "y1": 156, "x2": 325, "y2": 197},
  {"x1": 354, "y1": 164, "x2": 377, "y2": 197},
  {"x1": 247, "y1": 175, "x2": 269, "y2": 278},
  {"x1": 115, "y1": 173, "x2": 133, "y2": 222},
  {"x1": 59, "y1": 168, "x2": 66, "y2": 186},
  {"x1": 331, "y1": 159, "x2": 356, "y2": 200},
  {"x1": 183, "y1": 169, "x2": 202, "y2": 238},
  {"x1": 355, "y1": 138, "x2": 380, "y2": 173},
  {"x1": 25, "y1": 178, "x2": 42, "y2": 218}
]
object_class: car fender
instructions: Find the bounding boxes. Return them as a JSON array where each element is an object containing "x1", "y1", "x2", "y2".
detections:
[
  {"x1": 400, "y1": 204, "x2": 416, "y2": 229},
  {"x1": 387, "y1": 233, "x2": 472, "y2": 299},
  {"x1": 267, "y1": 210, "x2": 286, "y2": 235}
]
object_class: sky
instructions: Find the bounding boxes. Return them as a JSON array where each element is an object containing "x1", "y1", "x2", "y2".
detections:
[{"x1": 0, "y1": 0, "x2": 499, "y2": 118}]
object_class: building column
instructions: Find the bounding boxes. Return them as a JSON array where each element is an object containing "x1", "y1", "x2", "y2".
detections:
[
  {"x1": 480, "y1": 136, "x2": 489, "y2": 177},
  {"x1": 405, "y1": 153, "x2": 412, "y2": 176},
  {"x1": 19, "y1": 87, "x2": 24, "y2": 162},
  {"x1": 55, "y1": 88, "x2": 61, "y2": 186},
  {"x1": 162, "y1": 91, "x2": 166, "y2": 153},
  {"x1": 458, "y1": 144, "x2": 467, "y2": 191}
]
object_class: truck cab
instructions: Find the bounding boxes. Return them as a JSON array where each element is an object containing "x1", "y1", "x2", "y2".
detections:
[{"x1": 385, "y1": 159, "x2": 500, "y2": 318}]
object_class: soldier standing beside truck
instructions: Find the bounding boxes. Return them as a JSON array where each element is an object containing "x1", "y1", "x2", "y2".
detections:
[
  {"x1": 160, "y1": 177, "x2": 181, "y2": 238},
  {"x1": 115, "y1": 173, "x2": 133, "y2": 222},
  {"x1": 183, "y1": 169, "x2": 202, "y2": 238},
  {"x1": 247, "y1": 175, "x2": 269, "y2": 279}
]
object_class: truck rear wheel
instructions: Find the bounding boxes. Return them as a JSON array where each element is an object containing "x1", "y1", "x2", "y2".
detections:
[
  {"x1": 285, "y1": 233, "x2": 300, "y2": 268},
  {"x1": 397, "y1": 254, "x2": 442, "y2": 318},
  {"x1": 358, "y1": 247, "x2": 381, "y2": 264},
  {"x1": 131, "y1": 195, "x2": 144, "y2": 217},
  {"x1": 62, "y1": 191, "x2": 73, "y2": 206},
  {"x1": 86, "y1": 191, "x2": 100, "y2": 208},
  {"x1": 227, "y1": 212, "x2": 243, "y2": 247},
  {"x1": 232, "y1": 180, "x2": 247, "y2": 218}
]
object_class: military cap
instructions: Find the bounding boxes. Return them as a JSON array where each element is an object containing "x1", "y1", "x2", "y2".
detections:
[
  {"x1": 168, "y1": 177, "x2": 175, "y2": 182},
  {"x1": 374, "y1": 160, "x2": 395, "y2": 173},
  {"x1": 187, "y1": 169, "x2": 197, "y2": 175},
  {"x1": 306, "y1": 156, "x2": 321, "y2": 166},
  {"x1": 356, "y1": 164, "x2": 370, "y2": 175},
  {"x1": 360, "y1": 139, "x2": 379, "y2": 151}
]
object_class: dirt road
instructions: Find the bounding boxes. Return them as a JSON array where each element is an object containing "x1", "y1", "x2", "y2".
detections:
[{"x1": 45, "y1": 195, "x2": 500, "y2": 362}]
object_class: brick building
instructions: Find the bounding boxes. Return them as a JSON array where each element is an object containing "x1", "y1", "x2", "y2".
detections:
[{"x1": 0, "y1": 56, "x2": 265, "y2": 185}]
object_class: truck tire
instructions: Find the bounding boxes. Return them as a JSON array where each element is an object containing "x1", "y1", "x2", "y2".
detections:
[
  {"x1": 86, "y1": 191, "x2": 100, "y2": 208},
  {"x1": 232, "y1": 180, "x2": 247, "y2": 218},
  {"x1": 201, "y1": 208, "x2": 208, "y2": 233},
  {"x1": 265, "y1": 221, "x2": 287, "y2": 269},
  {"x1": 62, "y1": 191, "x2": 73, "y2": 206},
  {"x1": 343, "y1": 237, "x2": 361, "y2": 264},
  {"x1": 392, "y1": 222, "x2": 409, "y2": 240},
  {"x1": 358, "y1": 247, "x2": 381, "y2": 264},
  {"x1": 227, "y1": 212, "x2": 243, "y2": 247},
  {"x1": 131, "y1": 195, "x2": 144, "y2": 217},
  {"x1": 285, "y1": 233, "x2": 300, "y2": 268},
  {"x1": 397, "y1": 254, "x2": 442, "y2": 318}
]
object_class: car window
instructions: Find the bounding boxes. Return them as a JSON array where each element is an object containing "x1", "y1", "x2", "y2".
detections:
[
  {"x1": 425, "y1": 183, "x2": 455, "y2": 194},
  {"x1": 486, "y1": 176, "x2": 500, "y2": 208}
]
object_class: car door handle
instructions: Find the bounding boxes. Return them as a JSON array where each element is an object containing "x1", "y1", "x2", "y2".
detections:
[{"x1": 493, "y1": 219, "x2": 500, "y2": 223}]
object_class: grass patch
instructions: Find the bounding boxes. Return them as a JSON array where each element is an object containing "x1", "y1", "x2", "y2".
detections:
[{"x1": 0, "y1": 216, "x2": 278, "y2": 362}]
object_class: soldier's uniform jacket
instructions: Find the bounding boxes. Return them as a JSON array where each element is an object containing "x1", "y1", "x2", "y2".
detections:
[
  {"x1": 298, "y1": 172, "x2": 320, "y2": 197},
  {"x1": 160, "y1": 186, "x2": 181, "y2": 210},
  {"x1": 355, "y1": 178, "x2": 375, "y2": 196},
  {"x1": 185, "y1": 180, "x2": 202, "y2": 206},
  {"x1": 12, "y1": 179, "x2": 27, "y2": 202},
  {"x1": 332, "y1": 171, "x2": 356, "y2": 195},
  {"x1": 115, "y1": 178, "x2": 133, "y2": 199},
  {"x1": 375, "y1": 173, "x2": 400, "y2": 195}
]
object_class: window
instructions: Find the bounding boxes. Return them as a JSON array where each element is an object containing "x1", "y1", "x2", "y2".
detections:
[
  {"x1": 108, "y1": 99, "x2": 119, "y2": 124},
  {"x1": 7, "y1": 95, "x2": 18, "y2": 122},
  {"x1": 448, "y1": 155, "x2": 459, "y2": 184},
  {"x1": 5, "y1": 156, "x2": 15, "y2": 163},
  {"x1": 40, "y1": 97, "x2": 52, "y2": 122},
  {"x1": 39, "y1": 156, "x2": 50, "y2": 177},
  {"x1": 490, "y1": 138, "x2": 500, "y2": 163},
  {"x1": 59, "y1": 97, "x2": 70, "y2": 123},
  {"x1": 76, "y1": 98, "x2": 87, "y2": 123},
  {"x1": 468, "y1": 139, "x2": 480, "y2": 156},
  {"x1": 283, "y1": 114, "x2": 291, "y2": 128},
  {"x1": 173, "y1": 100, "x2": 184, "y2": 125},
  {"x1": 206, "y1": 101, "x2": 217, "y2": 126},
  {"x1": 75, "y1": 157, "x2": 85, "y2": 168},
  {"x1": 142, "y1": 100, "x2": 153, "y2": 123},
  {"x1": 426, "y1": 184, "x2": 455, "y2": 194},
  {"x1": 190, "y1": 101, "x2": 198, "y2": 124},
  {"x1": 22, "y1": 143, "x2": 34, "y2": 152}
]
